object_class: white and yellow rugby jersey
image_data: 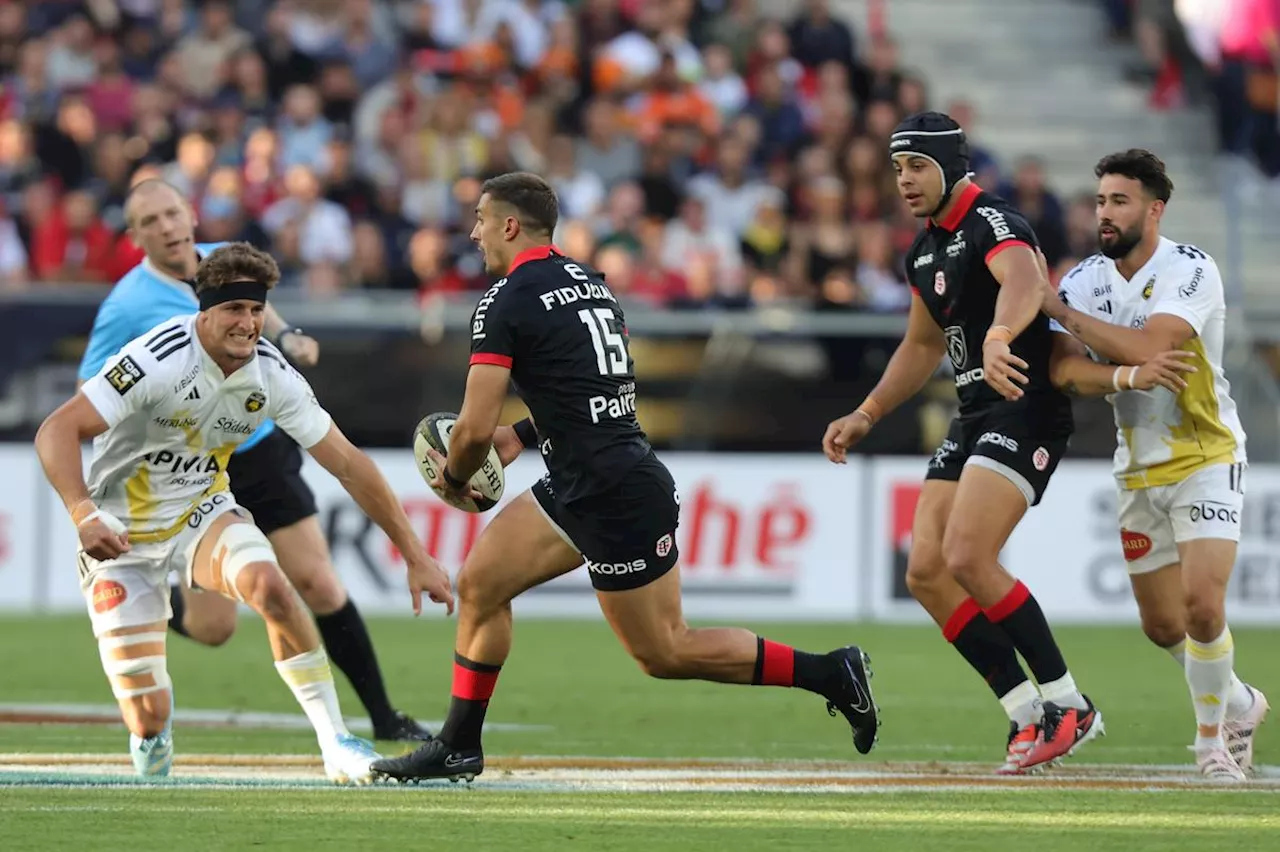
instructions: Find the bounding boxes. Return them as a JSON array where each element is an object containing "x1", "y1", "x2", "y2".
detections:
[
  {"x1": 1052, "y1": 236, "x2": 1245, "y2": 489},
  {"x1": 79, "y1": 314, "x2": 332, "y2": 542}
]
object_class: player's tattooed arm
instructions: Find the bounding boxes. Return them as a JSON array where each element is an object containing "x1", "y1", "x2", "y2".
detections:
[
  {"x1": 1049, "y1": 332, "x2": 1194, "y2": 396},
  {"x1": 1043, "y1": 292, "x2": 1195, "y2": 365},
  {"x1": 447, "y1": 364, "x2": 511, "y2": 484}
]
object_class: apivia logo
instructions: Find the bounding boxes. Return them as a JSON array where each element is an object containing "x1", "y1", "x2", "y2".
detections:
[
  {"x1": 975, "y1": 206, "x2": 1013, "y2": 242},
  {"x1": 944, "y1": 326, "x2": 967, "y2": 370}
]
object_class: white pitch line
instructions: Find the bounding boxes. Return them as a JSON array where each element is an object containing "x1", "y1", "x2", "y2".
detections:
[
  {"x1": 0, "y1": 702, "x2": 547, "y2": 733},
  {"x1": 2, "y1": 754, "x2": 1279, "y2": 794}
]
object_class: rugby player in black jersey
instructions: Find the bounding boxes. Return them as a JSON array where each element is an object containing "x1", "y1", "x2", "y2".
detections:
[
  {"x1": 821, "y1": 113, "x2": 1102, "y2": 773},
  {"x1": 373, "y1": 172, "x2": 880, "y2": 783}
]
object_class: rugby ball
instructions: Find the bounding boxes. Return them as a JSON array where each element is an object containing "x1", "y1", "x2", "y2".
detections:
[{"x1": 412, "y1": 412, "x2": 504, "y2": 513}]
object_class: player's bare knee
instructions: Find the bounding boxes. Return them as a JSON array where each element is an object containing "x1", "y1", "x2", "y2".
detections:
[
  {"x1": 631, "y1": 645, "x2": 688, "y2": 680},
  {"x1": 237, "y1": 563, "x2": 299, "y2": 623},
  {"x1": 456, "y1": 563, "x2": 510, "y2": 614},
  {"x1": 1184, "y1": 590, "x2": 1226, "y2": 639},
  {"x1": 289, "y1": 567, "x2": 346, "y2": 615},
  {"x1": 1140, "y1": 613, "x2": 1186, "y2": 650},
  {"x1": 942, "y1": 538, "x2": 987, "y2": 588},
  {"x1": 905, "y1": 548, "x2": 946, "y2": 598},
  {"x1": 190, "y1": 616, "x2": 236, "y2": 647}
]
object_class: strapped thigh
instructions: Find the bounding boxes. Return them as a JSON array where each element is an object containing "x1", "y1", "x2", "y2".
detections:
[{"x1": 200, "y1": 521, "x2": 279, "y2": 601}]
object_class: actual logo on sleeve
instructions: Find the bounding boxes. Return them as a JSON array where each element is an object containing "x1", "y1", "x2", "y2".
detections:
[
  {"x1": 655, "y1": 533, "x2": 674, "y2": 558},
  {"x1": 1032, "y1": 447, "x2": 1050, "y2": 471},
  {"x1": 92, "y1": 580, "x2": 128, "y2": 613},
  {"x1": 1120, "y1": 529, "x2": 1153, "y2": 561},
  {"x1": 105, "y1": 356, "x2": 145, "y2": 396},
  {"x1": 934, "y1": 270, "x2": 946, "y2": 295},
  {"x1": 245, "y1": 390, "x2": 266, "y2": 412},
  {"x1": 1179, "y1": 267, "x2": 1204, "y2": 299}
]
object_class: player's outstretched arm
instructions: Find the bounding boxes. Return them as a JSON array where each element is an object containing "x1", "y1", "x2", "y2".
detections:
[
  {"x1": 1043, "y1": 297, "x2": 1195, "y2": 367},
  {"x1": 1049, "y1": 333, "x2": 1195, "y2": 396},
  {"x1": 443, "y1": 364, "x2": 511, "y2": 486},
  {"x1": 34, "y1": 393, "x2": 130, "y2": 559},
  {"x1": 822, "y1": 292, "x2": 945, "y2": 463},
  {"x1": 263, "y1": 303, "x2": 320, "y2": 367},
  {"x1": 307, "y1": 423, "x2": 455, "y2": 615}
]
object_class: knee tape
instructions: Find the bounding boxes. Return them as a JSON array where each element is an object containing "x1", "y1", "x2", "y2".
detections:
[
  {"x1": 211, "y1": 523, "x2": 279, "y2": 601},
  {"x1": 98, "y1": 632, "x2": 171, "y2": 699}
]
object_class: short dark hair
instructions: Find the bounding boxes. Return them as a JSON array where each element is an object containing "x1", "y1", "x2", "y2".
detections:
[
  {"x1": 1094, "y1": 149, "x2": 1173, "y2": 203},
  {"x1": 194, "y1": 242, "x2": 280, "y2": 294},
  {"x1": 481, "y1": 172, "x2": 559, "y2": 235}
]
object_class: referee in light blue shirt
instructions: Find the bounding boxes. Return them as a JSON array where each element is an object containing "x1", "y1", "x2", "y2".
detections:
[{"x1": 77, "y1": 179, "x2": 432, "y2": 742}]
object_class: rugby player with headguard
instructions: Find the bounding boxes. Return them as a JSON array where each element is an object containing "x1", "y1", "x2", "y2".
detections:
[
  {"x1": 822, "y1": 112, "x2": 1101, "y2": 774},
  {"x1": 371, "y1": 172, "x2": 880, "y2": 783}
]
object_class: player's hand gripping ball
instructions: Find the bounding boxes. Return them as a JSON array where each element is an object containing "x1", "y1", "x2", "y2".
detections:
[{"x1": 412, "y1": 412, "x2": 505, "y2": 513}]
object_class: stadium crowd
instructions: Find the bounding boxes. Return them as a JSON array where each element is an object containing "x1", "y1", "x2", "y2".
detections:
[{"x1": 0, "y1": 0, "x2": 1090, "y2": 309}]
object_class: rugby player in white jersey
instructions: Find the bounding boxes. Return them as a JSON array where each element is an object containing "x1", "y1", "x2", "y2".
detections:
[
  {"x1": 35, "y1": 243, "x2": 455, "y2": 782},
  {"x1": 1044, "y1": 149, "x2": 1268, "y2": 782}
]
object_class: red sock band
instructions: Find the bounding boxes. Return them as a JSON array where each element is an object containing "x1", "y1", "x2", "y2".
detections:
[
  {"x1": 760, "y1": 640, "x2": 795, "y2": 687},
  {"x1": 985, "y1": 581, "x2": 1031, "y2": 624},
  {"x1": 452, "y1": 661, "x2": 500, "y2": 701},
  {"x1": 942, "y1": 598, "x2": 983, "y2": 642}
]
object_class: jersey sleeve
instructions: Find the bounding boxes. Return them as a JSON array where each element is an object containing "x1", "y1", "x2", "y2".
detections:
[
  {"x1": 78, "y1": 294, "x2": 138, "y2": 381},
  {"x1": 469, "y1": 280, "x2": 520, "y2": 369},
  {"x1": 80, "y1": 337, "x2": 161, "y2": 427},
  {"x1": 972, "y1": 204, "x2": 1038, "y2": 267},
  {"x1": 1150, "y1": 253, "x2": 1222, "y2": 336},
  {"x1": 1048, "y1": 260, "x2": 1091, "y2": 335},
  {"x1": 264, "y1": 360, "x2": 332, "y2": 449}
]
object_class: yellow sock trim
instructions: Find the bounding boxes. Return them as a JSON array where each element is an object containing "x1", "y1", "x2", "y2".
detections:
[{"x1": 1187, "y1": 628, "x2": 1233, "y2": 662}]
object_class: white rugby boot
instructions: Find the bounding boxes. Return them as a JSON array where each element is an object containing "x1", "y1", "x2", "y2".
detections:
[
  {"x1": 130, "y1": 690, "x2": 174, "y2": 778},
  {"x1": 1224, "y1": 685, "x2": 1269, "y2": 774},
  {"x1": 1195, "y1": 745, "x2": 1247, "y2": 784},
  {"x1": 323, "y1": 734, "x2": 382, "y2": 786}
]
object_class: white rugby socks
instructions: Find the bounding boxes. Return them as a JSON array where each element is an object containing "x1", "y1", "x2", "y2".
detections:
[
  {"x1": 275, "y1": 647, "x2": 350, "y2": 744},
  {"x1": 998, "y1": 680, "x2": 1043, "y2": 728},
  {"x1": 1184, "y1": 628, "x2": 1235, "y2": 750},
  {"x1": 1164, "y1": 638, "x2": 1253, "y2": 720}
]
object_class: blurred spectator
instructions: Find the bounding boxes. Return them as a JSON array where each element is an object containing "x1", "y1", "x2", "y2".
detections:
[
  {"x1": 1065, "y1": 190, "x2": 1102, "y2": 263},
  {"x1": 662, "y1": 195, "x2": 744, "y2": 303},
  {"x1": 0, "y1": 199, "x2": 28, "y2": 289},
  {"x1": 262, "y1": 165, "x2": 353, "y2": 271},
  {"x1": 789, "y1": 0, "x2": 856, "y2": 70},
  {"x1": 177, "y1": 0, "x2": 252, "y2": 99},
  {"x1": 789, "y1": 175, "x2": 855, "y2": 295},
  {"x1": 998, "y1": 156, "x2": 1070, "y2": 270},
  {"x1": 944, "y1": 98, "x2": 1000, "y2": 188},
  {"x1": 745, "y1": 62, "x2": 807, "y2": 163},
  {"x1": 546, "y1": 135, "x2": 607, "y2": 221},
  {"x1": 277, "y1": 84, "x2": 333, "y2": 170},
  {"x1": 740, "y1": 186, "x2": 791, "y2": 277},
  {"x1": 687, "y1": 134, "x2": 774, "y2": 236},
  {"x1": 576, "y1": 99, "x2": 641, "y2": 190},
  {"x1": 46, "y1": 15, "x2": 98, "y2": 91},
  {"x1": 31, "y1": 189, "x2": 117, "y2": 283}
]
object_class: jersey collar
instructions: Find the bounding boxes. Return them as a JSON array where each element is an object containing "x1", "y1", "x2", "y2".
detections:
[
  {"x1": 928, "y1": 182, "x2": 983, "y2": 232},
  {"x1": 143, "y1": 256, "x2": 200, "y2": 303},
  {"x1": 508, "y1": 244, "x2": 561, "y2": 274}
]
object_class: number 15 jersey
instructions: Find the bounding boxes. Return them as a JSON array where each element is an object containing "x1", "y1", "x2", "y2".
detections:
[{"x1": 469, "y1": 245, "x2": 651, "y2": 502}]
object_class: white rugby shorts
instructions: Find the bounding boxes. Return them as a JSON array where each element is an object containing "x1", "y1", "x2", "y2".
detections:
[
  {"x1": 78, "y1": 493, "x2": 241, "y2": 636},
  {"x1": 1117, "y1": 462, "x2": 1245, "y2": 576}
]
